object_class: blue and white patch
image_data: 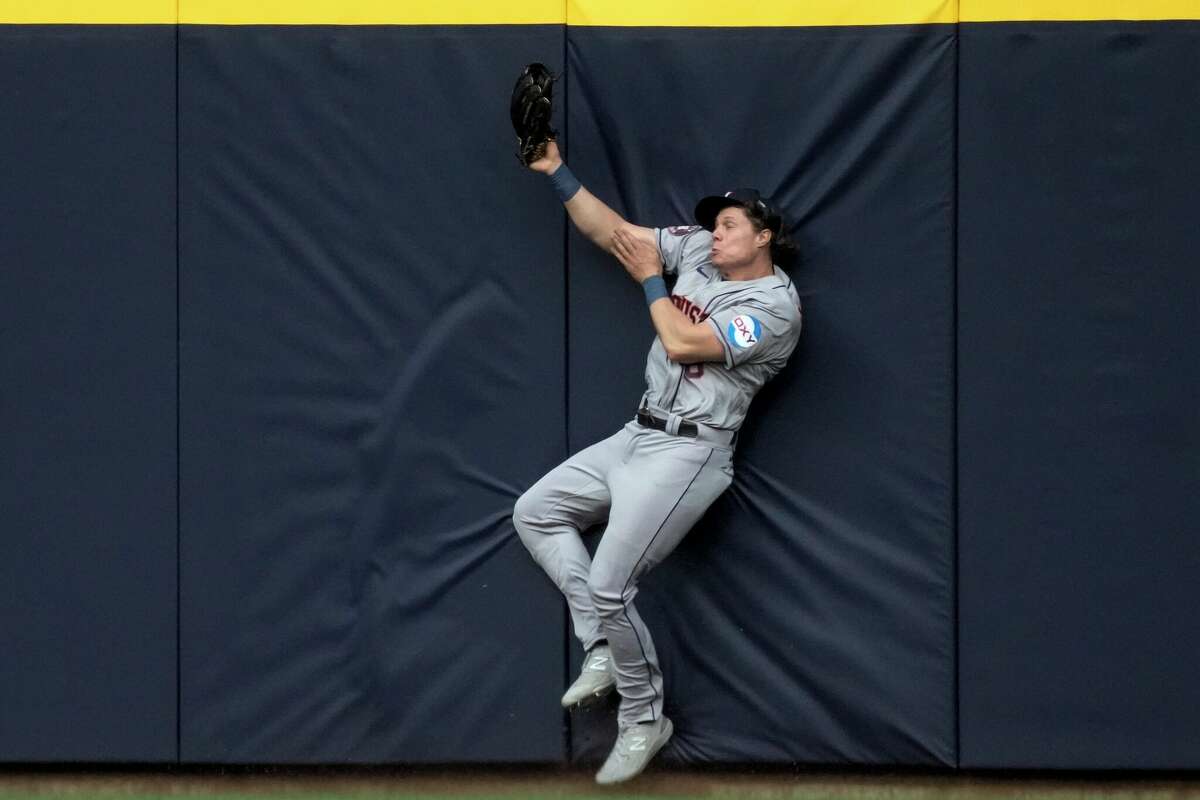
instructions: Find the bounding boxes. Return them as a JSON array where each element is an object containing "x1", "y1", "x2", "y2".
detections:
[
  {"x1": 667, "y1": 225, "x2": 701, "y2": 236},
  {"x1": 726, "y1": 315, "x2": 762, "y2": 350}
]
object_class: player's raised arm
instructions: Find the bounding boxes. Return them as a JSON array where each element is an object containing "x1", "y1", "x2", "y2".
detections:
[
  {"x1": 529, "y1": 141, "x2": 654, "y2": 255},
  {"x1": 510, "y1": 63, "x2": 652, "y2": 255}
]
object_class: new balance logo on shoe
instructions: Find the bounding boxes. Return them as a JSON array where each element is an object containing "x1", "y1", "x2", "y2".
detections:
[{"x1": 588, "y1": 657, "x2": 610, "y2": 671}]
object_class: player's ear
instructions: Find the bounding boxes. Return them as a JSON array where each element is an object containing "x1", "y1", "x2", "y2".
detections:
[{"x1": 755, "y1": 228, "x2": 772, "y2": 249}]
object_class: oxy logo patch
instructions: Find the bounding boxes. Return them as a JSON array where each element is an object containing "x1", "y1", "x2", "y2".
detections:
[
  {"x1": 726, "y1": 315, "x2": 762, "y2": 350},
  {"x1": 667, "y1": 225, "x2": 701, "y2": 236}
]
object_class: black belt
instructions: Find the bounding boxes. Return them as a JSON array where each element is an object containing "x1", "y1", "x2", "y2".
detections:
[{"x1": 636, "y1": 410, "x2": 698, "y2": 438}]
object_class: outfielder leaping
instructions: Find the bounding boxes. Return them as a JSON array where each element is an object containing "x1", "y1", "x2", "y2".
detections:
[{"x1": 512, "y1": 136, "x2": 802, "y2": 783}]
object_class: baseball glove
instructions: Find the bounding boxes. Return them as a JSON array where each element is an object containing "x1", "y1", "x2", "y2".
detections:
[{"x1": 510, "y1": 62, "x2": 557, "y2": 166}]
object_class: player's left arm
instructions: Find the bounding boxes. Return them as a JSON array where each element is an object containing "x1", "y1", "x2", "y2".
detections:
[{"x1": 611, "y1": 228, "x2": 724, "y2": 364}]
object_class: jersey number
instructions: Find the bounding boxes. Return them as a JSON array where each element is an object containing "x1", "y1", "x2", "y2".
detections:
[{"x1": 685, "y1": 364, "x2": 705, "y2": 379}]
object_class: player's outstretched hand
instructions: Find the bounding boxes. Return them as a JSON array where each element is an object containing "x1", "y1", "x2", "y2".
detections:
[
  {"x1": 527, "y1": 139, "x2": 562, "y2": 174},
  {"x1": 611, "y1": 227, "x2": 663, "y2": 283}
]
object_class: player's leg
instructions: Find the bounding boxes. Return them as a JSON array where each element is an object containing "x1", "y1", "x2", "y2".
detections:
[
  {"x1": 512, "y1": 428, "x2": 628, "y2": 652},
  {"x1": 588, "y1": 433, "x2": 733, "y2": 728}
]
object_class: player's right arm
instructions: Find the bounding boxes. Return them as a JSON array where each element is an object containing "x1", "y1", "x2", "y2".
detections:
[{"x1": 529, "y1": 140, "x2": 654, "y2": 254}]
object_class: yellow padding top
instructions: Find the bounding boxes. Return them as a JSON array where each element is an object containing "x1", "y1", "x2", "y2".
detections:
[
  {"x1": 4, "y1": 0, "x2": 1200, "y2": 24},
  {"x1": 1, "y1": 0, "x2": 175, "y2": 23},
  {"x1": 961, "y1": 0, "x2": 1200, "y2": 21},
  {"x1": 180, "y1": 0, "x2": 564, "y2": 24},
  {"x1": 0, "y1": 0, "x2": 565, "y2": 24},
  {"x1": 568, "y1": 0, "x2": 957, "y2": 26}
]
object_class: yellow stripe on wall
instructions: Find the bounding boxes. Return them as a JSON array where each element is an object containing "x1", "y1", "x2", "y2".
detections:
[
  {"x1": 568, "y1": 0, "x2": 956, "y2": 26},
  {"x1": 962, "y1": 0, "x2": 1200, "y2": 21},
  {"x1": 0, "y1": 0, "x2": 565, "y2": 24},
  {"x1": 179, "y1": 0, "x2": 564, "y2": 24},
  {"x1": 0, "y1": 0, "x2": 175, "y2": 23},
  {"x1": 4, "y1": 0, "x2": 1200, "y2": 24}
]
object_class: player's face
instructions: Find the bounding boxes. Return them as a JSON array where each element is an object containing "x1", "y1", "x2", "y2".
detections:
[{"x1": 710, "y1": 207, "x2": 767, "y2": 269}]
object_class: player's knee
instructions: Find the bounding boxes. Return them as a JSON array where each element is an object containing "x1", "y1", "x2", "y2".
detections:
[{"x1": 512, "y1": 488, "x2": 543, "y2": 537}]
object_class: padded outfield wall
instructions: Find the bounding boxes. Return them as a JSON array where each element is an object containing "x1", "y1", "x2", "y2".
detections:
[{"x1": 1, "y1": 0, "x2": 1197, "y2": 769}]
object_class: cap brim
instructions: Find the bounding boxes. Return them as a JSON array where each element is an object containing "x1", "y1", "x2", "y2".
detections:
[{"x1": 694, "y1": 195, "x2": 744, "y2": 231}]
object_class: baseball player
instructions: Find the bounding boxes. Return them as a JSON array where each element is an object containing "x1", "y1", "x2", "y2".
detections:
[{"x1": 512, "y1": 140, "x2": 802, "y2": 784}]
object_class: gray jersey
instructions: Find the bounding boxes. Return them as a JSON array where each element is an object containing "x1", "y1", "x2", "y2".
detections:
[{"x1": 638, "y1": 225, "x2": 803, "y2": 431}]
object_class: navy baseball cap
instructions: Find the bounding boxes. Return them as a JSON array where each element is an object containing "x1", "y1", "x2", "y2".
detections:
[{"x1": 694, "y1": 188, "x2": 783, "y2": 235}]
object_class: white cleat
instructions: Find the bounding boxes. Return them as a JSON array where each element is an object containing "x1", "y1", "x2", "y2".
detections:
[
  {"x1": 560, "y1": 644, "x2": 616, "y2": 708},
  {"x1": 595, "y1": 715, "x2": 673, "y2": 785}
]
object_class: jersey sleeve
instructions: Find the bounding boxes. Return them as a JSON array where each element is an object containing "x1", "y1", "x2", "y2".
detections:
[
  {"x1": 653, "y1": 226, "x2": 712, "y2": 276},
  {"x1": 705, "y1": 295, "x2": 802, "y2": 369}
]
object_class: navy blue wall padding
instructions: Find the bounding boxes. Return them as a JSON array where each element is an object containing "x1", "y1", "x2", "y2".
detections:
[
  {"x1": 6, "y1": 16, "x2": 1198, "y2": 769},
  {"x1": 0, "y1": 26, "x2": 178, "y2": 761},
  {"x1": 178, "y1": 25, "x2": 568, "y2": 762},
  {"x1": 565, "y1": 26, "x2": 957, "y2": 766},
  {"x1": 958, "y1": 21, "x2": 1200, "y2": 769}
]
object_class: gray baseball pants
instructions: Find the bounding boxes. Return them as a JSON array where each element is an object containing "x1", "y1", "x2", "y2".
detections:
[{"x1": 513, "y1": 419, "x2": 733, "y2": 727}]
